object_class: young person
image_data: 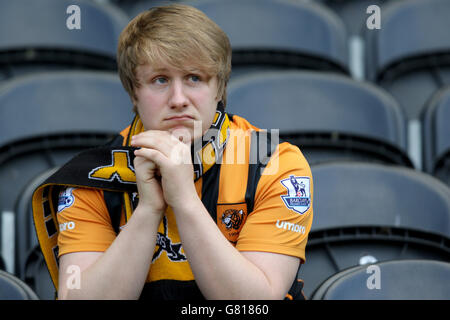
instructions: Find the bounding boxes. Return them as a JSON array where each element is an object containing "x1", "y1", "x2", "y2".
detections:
[{"x1": 32, "y1": 4, "x2": 313, "y2": 300}]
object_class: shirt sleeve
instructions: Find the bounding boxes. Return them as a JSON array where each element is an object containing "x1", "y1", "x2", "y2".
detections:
[
  {"x1": 56, "y1": 187, "x2": 117, "y2": 257},
  {"x1": 236, "y1": 142, "x2": 314, "y2": 263}
]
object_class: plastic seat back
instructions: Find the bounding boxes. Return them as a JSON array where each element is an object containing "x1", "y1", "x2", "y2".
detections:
[
  {"x1": 298, "y1": 162, "x2": 450, "y2": 297},
  {"x1": 312, "y1": 260, "x2": 450, "y2": 300},
  {"x1": 227, "y1": 70, "x2": 412, "y2": 167},
  {"x1": 365, "y1": 0, "x2": 450, "y2": 120},
  {"x1": 0, "y1": 0, "x2": 129, "y2": 80},
  {"x1": 0, "y1": 270, "x2": 39, "y2": 300},
  {"x1": 422, "y1": 86, "x2": 450, "y2": 186}
]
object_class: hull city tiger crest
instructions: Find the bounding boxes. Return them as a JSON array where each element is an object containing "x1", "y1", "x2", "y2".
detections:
[
  {"x1": 280, "y1": 175, "x2": 311, "y2": 214},
  {"x1": 221, "y1": 209, "x2": 244, "y2": 230},
  {"x1": 217, "y1": 204, "x2": 248, "y2": 245}
]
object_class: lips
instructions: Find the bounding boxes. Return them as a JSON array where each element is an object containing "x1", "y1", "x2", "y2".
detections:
[{"x1": 165, "y1": 115, "x2": 194, "y2": 121}]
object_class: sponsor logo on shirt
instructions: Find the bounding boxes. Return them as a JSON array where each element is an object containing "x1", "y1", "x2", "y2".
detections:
[
  {"x1": 276, "y1": 220, "x2": 305, "y2": 234},
  {"x1": 59, "y1": 221, "x2": 76, "y2": 232},
  {"x1": 57, "y1": 187, "x2": 76, "y2": 212},
  {"x1": 280, "y1": 175, "x2": 311, "y2": 214}
]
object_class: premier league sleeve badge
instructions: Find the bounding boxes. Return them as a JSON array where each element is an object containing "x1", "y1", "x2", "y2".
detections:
[
  {"x1": 57, "y1": 187, "x2": 76, "y2": 213},
  {"x1": 280, "y1": 175, "x2": 311, "y2": 214}
]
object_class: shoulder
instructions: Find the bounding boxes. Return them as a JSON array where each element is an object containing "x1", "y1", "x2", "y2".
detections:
[
  {"x1": 229, "y1": 114, "x2": 261, "y2": 132},
  {"x1": 257, "y1": 142, "x2": 312, "y2": 197},
  {"x1": 226, "y1": 112, "x2": 312, "y2": 181},
  {"x1": 57, "y1": 187, "x2": 107, "y2": 217},
  {"x1": 273, "y1": 142, "x2": 311, "y2": 174}
]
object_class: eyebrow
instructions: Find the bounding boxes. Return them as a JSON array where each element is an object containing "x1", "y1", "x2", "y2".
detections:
[
  {"x1": 139, "y1": 66, "x2": 211, "y2": 79},
  {"x1": 151, "y1": 67, "x2": 170, "y2": 73}
]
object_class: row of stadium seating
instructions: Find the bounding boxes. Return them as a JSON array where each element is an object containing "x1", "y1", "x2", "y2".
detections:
[
  {"x1": 1, "y1": 0, "x2": 449, "y2": 120},
  {"x1": 0, "y1": 0, "x2": 449, "y2": 299}
]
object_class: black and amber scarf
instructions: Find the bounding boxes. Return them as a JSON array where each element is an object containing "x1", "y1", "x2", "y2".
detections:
[{"x1": 32, "y1": 104, "x2": 231, "y2": 292}]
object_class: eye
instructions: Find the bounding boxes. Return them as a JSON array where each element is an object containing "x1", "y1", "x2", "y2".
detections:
[
  {"x1": 152, "y1": 76, "x2": 168, "y2": 85},
  {"x1": 188, "y1": 74, "x2": 201, "y2": 83}
]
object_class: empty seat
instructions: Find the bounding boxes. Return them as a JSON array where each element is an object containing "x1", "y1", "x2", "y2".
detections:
[
  {"x1": 0, "y1": 71, "x2": 134, "y2": 229},
  {"x1": 0, "y1": 71, "x2": 133, "y2": 148},
  {"x1": 299, "y1": 162, "x2": 450, "y2": 297},
  {"x1": 226, "y1": 70, "x2": 413, "y2": 167},
  {"x1": 310, "y1": 162, "x2": 450, "y2": 233},
  {"x1": 0, "y1": 270, "x2": 39, "y2": 300},
  {"x1": 130, "y1": 0, "x2": 349, "y2": 77},
  {"x1": 23, "y1": 246, "x2": 54, "y2": 300},
  {"x1": 311, "y1": 260, "x2": 450, "y2": 300},
  {"x1": 0, "y1": 0, "x2": 129, "y2": 81},
  {"x1": 365, "y1": 0, "x2": 450, "y2": 120},
  {"x1": 422, "y1": 86, "x2": 450, "y2": 186}
]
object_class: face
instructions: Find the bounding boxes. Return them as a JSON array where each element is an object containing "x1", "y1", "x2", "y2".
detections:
[{"x1": 133, "y1": 62, "x2": 220, "y2": 142}]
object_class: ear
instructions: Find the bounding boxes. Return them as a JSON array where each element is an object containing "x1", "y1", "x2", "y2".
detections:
[{"x1": 130, "y1": 94, "x2": 139, "y2": 114}]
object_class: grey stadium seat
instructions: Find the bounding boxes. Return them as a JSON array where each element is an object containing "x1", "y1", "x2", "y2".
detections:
[
  {"x1": 0, "y1": 71, "x2": 134, "y2": 262},
  {"x1": 422, "y1": 86, "x2": 450, "y2": 186},
  {"x1": 0, "y1": 0, "x2": 129, "y2": 81},
  {"x1": 0, "y1": 270, "x2": 39, "y2": 300},
  {"x1": 129, "y1": 0, "x2": 349, "y2": 77},
  {"x1": 226, "y1": 70, "x2": 413, "y2": 167},
  {"x1": 0, "y1": 71, "x2": 133, "y2": 148},
  {"x1": 298, "y1": 162, "x2": 450, "y2": 297},
  {"x1": 311, "y1": 260, "x2": 450, "y2": 300},
  {"x1": 365, "y1": 0, "x2": 450, "y2": 120},
  {"x1": 23, "y1": 245, "x2": 54, "y2": 300}
]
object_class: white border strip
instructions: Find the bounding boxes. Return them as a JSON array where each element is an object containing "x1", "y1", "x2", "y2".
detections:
[
  {"x1": 408, "y1": 120, "x2": 422, "y2": 170},
  {"x1": 349, "y1": 35, "x2": 365, "y2": 81},
  {"x1": 1, "y1": 210, "x2": 15, "y2": 273}
]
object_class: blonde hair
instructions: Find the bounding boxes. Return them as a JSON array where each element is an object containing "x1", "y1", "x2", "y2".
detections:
[{"x1": 117, "y1": 4, "x2": 232, "y2": 112}]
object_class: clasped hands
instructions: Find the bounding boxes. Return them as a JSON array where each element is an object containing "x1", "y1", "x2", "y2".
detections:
[{"x1": 131, "y1": 129, "x2": 197, "y2": 215}]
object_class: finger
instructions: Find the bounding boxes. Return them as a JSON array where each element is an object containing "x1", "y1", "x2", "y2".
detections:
[
  {"x1": 134, "y1": 147, "x2": 168, "y2": 169},
  {"x1": 132, "y1": 129, "x2": 192, "y2": 148},
  {"x1": 135, "y1": 143, "x2": 190, "y2": 167},
  {"x1": 131, "y1": 131, "x2": 181, "y2": 157}
]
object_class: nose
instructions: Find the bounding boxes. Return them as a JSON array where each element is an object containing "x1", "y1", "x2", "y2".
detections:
[{"x1": 168, "y1": 79, "x2": 189, "y2": 110}]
